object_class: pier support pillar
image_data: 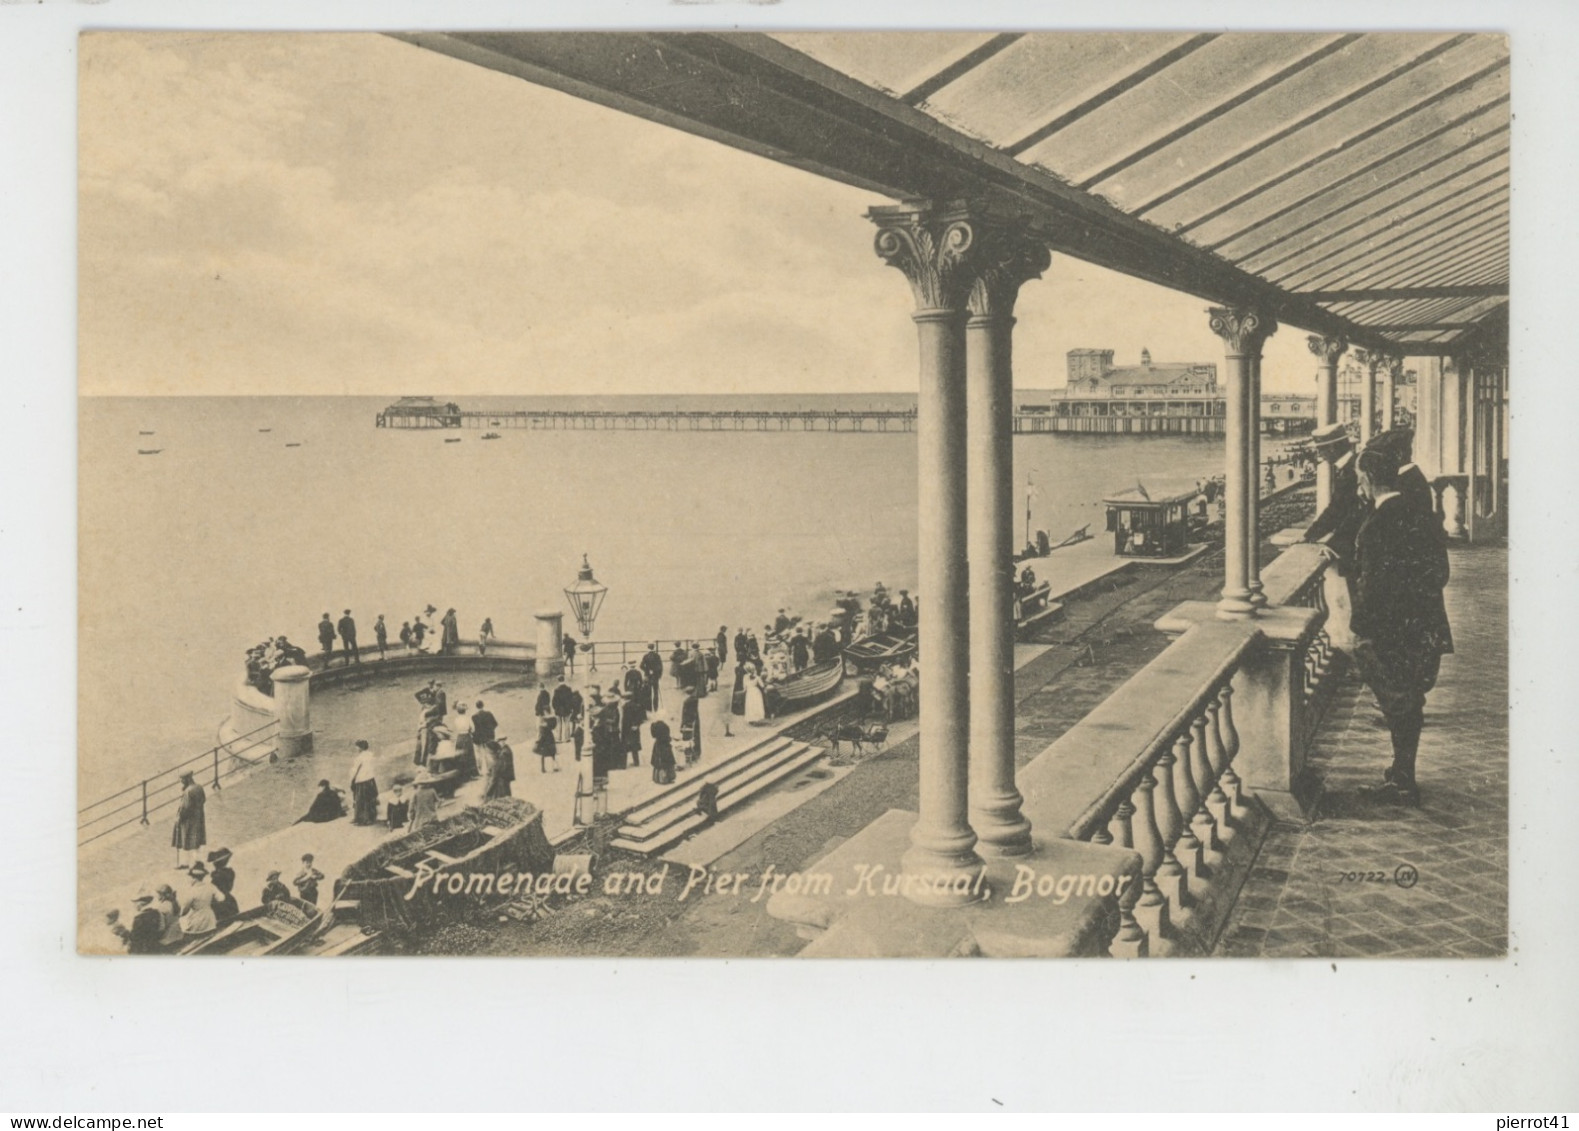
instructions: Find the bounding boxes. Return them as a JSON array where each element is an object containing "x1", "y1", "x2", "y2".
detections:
[
  {"x1": 872, "y1": 201, "x2": 983, "y2": 904},
  {"x1": 963, "y1": 222, "x2": 1046, "y2": 857},
  {"x1": 272, "y1": 665, "x2": 313, "y2": 757},
  {"x1": 1211, "y1": 308, "x2": 1277, "y2": 619},
  {"x1": 535, "y1": 610, "x2": 565, "y2": 678}
]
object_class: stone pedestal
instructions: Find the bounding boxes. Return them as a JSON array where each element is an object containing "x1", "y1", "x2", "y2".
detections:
[
  {"x1": 535, "y1": 610, "x2": 565, "y2": 677},
  {"x1": 1155, "y1": 602, "x2": 1322, "y2": 821},
  {"x1": 271, "y1": 665, "x2": 313, "y2": 757},
  {"x1": 766, "y1": 809, "x2": 1139, "y2": 957}
]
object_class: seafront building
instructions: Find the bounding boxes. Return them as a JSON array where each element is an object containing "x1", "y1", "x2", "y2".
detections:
[{"x1": 83, "y1": 32, "x2": 1510, "y2": 958}]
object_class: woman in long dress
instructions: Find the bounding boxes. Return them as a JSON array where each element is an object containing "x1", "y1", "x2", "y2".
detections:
[
  {"x1": 743, "y1": 669, "x2": 766, "y2": 724},
  {"x1": 484, "y1": 739, "x2": 515, "y2": 799},
  {"x1": 171, "y1": 772, "x2": 206, "y2": 866},
  {"x1": 649, "y1": 718, "x2": 676, "y2": 785},
  {"x1": 409, "y1": 775, "x2": 440, "y2": 832}
]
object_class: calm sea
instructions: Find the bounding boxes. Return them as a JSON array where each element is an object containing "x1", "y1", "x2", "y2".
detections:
[{"x1": 78, "y1": 394, "x2": 1226, "y2": 798}]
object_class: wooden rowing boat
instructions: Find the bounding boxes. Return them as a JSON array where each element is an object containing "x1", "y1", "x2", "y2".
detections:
[
  {"x1": 328, "y1": 798, "x2": 554, "y2": 937},
  {"x1": 181, "y1": 896, "x2": 322, "y2": 956},
  {"x1": 843, "y1": 630, "x2": 917, "y2": 674},
  {"x1": 768, "y1": 656, "x2": 844, "y2": 709}
]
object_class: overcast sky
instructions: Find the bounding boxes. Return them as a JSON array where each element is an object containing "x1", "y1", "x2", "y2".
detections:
[{"x1": 79, "y1": 31, "x2": 1335, "y2": 398}]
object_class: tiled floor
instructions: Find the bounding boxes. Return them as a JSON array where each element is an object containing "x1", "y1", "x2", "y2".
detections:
[{"x1": 1217, "y1": 544, "x2": 1508, "y2": 958}]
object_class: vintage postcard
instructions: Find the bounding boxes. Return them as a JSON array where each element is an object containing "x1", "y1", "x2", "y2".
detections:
[{"x1": 78, "y1": 29, "x2": 1508, "y2": 960}]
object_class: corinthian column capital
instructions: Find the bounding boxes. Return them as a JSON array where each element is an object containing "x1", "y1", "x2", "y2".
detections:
[
  {"x1": 964, "y1": 221, "x2": 1051, "y2": 320},
  {"x1": 1208, "y1": 306, "x2": 1278, "y2": 357},
  {"x1": 870, "y1": 202, "x2": 981, "y2": 314},
  {"x1": 1307, "y1": 334, "x2": 1348, "y2": 366}
]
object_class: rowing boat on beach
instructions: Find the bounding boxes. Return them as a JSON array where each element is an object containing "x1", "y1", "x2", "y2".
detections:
[
  {"x1": 329, "y1": 798, "x2": 554, "y2": 937},
  {"x1": 767, "y1": 656, "x2": 844, "y2": 712},
  {"x1": 181, "y1": 896, "x2": 322, "y2": 956}
]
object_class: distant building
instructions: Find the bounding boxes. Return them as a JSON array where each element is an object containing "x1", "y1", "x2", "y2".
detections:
[{"x1": 1063, "y1": 348, "x2": 1217, "y2": 397}]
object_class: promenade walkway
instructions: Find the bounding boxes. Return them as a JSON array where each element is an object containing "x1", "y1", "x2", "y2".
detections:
[{"x1": 1216, "y1": 544, "x2": 1508, "y2": 958}]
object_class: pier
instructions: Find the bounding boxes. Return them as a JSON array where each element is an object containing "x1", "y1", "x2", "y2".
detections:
[
  {"x1": 375, "y1": 401, "x2": 919, "y2": 433},
  {"x1": 377, "y1": 398, "x2": 1350, "y2": 436}
]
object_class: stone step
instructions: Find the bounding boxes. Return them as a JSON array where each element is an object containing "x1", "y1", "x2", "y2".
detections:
[
  {"x1": 618, "y1": 733, "x2": 804, "y2": 829},
  {"x1": 609, "y1": 742, "x2": 825, "y2": 857},
  {"x1": 616, "y1": 737, "x2": 813, "y2": 841}
]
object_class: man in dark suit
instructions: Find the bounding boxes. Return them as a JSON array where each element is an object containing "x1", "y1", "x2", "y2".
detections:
[
  {"x1": 1369, "y1": 428, "x2": 1435, "y2": 519},
  {"x1": 1302, "y1": 423, "x2": 1365, "y2": 575},
  {"x1": 550, "y1": 676, "x2": 576, "y2": 741},
  {"x1": 1350, "y1": 445, "x2": 1454, "y2": 806},
  {"x1": 619, "y1": 687, "x2": 645, "y2": 767},
  {"x1": 337, "y1": 609, "x2": 359, "y2": 665},
  {"x1": 640, "y1": 644, "x2": 665, "y2": 711}
]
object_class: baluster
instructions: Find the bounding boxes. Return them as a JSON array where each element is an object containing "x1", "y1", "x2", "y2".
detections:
[
  {"x1": 1152, "y1": 746, "x2": 1191, "y2": 911},
  {"x1": 1217, "y1": 683, "x2": 1248, "y2": 820},
  {"x1": 1108, "y1": 799, "x2": 1147, "y2": 956},
  {"x1": 1188, "y1": 714, "x2": 1223, "y2": 856},
  {"x1": 1204, "y1": 694, "x2": 1236, "y2": 836},
  {"x1": 1172, "y1": 730, "x2": 1209, "y2": 878},
  {"x1": 1129, "y1": 774, "x2": 1171, "y2": 939}
]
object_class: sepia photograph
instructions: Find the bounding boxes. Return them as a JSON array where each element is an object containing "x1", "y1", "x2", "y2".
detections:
[{"x1": 76, "y1": 27, "x2": 1512, "y2": 962}]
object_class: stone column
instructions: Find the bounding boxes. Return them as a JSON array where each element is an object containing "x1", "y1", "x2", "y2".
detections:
[
  {"x1": 535, "y1": 610, "x2": 564, "y2": 677},
  {"x1": 872, "y1": 202, "x2": 983, "y2": 904},
  {"x1": 1307, "y1": 336, "x2": 1345, "y2": 512},
  {"x1": 1313, "y1": 336, "x2": 1338, "y2": 511},
  {"x1": 1249, "y1": 353, "x2": 1266, "y2": 608},
  {"x1": 1212, "y1": 308, "x2": 1277, "y2": 618},
  {"x1": 963, "y1": 221, "x2": 1048, "y2": 857},
  {"x1": 1359, "y1": 351, "x2": 1381, "y2": 449},
  {"x1": 271, "y1": 665, "x2": 313, "y2": 758},
  {"x1": 1380, "y1": 357, "x2": 1398, "y2": 432}
]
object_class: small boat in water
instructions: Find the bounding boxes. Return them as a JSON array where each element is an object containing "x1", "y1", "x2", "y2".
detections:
[
  {"x1": 284, "y1": 442, "x2": 302, "y2": 448},
  {"x1": 181, "y1": 896, "x2": 322, "y2": 956},
  {"x1": 137, "y1": 449, "x2": 163, "y2": 456},
  {"x1": 138, "y1": 430, "x2": 155, "y2": 436},
  {"x1": 258, "y1": 428, "x2": 272, "y2": 433},
  {"x1": 481, "y1": 432, "x2": 501, "y2": 440},
  {"x1": 444, "y1": 437, "x2": 462, "y2": 443}
]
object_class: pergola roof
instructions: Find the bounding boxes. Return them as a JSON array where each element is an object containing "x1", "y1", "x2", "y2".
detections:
[{"x1": 397, "y1": 30, "x2": 1509, "y2": 358}]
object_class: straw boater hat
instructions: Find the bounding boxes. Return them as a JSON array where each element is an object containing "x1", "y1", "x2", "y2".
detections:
[
  {"x1": 133, "y1": 888, "x2": 153, "y2": 904},
  {"x1": 1311, "y1": 423, "x2": 1349, "y2": 449},
  {"x1": 265, "y1": 869, "x2": 282, "y2": 881},
  {"x1": 187, "y1": 861, "x2": 208, "y2": 878},
  {"x1": 206, "y1": 848, "x2": 232, "y2": 865}
]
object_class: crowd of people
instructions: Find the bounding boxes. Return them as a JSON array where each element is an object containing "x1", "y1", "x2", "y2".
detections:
[
  {"x1": 243, "y1": 635, "x2": 311, "y2": 695},
  {"x1": 245, "y1": 606, "x2": 504, "y2": 687},
  {"x1": 109, "y1": 837, "x2": 333, "y2": 955}
]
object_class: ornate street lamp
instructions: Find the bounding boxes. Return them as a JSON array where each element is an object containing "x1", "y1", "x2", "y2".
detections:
[{"x1": 564, "y1": 551, "x2": 608, "y2": 637}]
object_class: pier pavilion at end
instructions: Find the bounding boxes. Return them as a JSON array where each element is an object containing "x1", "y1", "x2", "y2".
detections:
[{"x1": 400, "y1": 31, "x2": 1509, "y2": 956}]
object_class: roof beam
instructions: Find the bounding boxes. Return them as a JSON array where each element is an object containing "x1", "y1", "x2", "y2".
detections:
[
  {"x1": 1302, "y1": 285, "x2": 1507, "y2": 302},
  {"x1": 1075, "y1": 34, "x2": 1361, "y2": 190},
  {"x1": 1130, "y1": 34, "x2": 1471, "y2": 217},
  {"x1": 1367, "y1": 323, "x2": 1495, "y2": 332},
  {"x1": 1235, "y1": 135, "x2": 1509, "y2": 269},
  {"x1": 1274, "y1": 191, "x2": 1508, "y2": 291},
  {"x1": 1179, "y1": 64, "x2": 1509, "y2": 240},
  {"x1": 1004, "y1": 34, "x2": 1218, "y2": 157},
  {"x1": 900, "y1": 34, "x2": 1022, "y2": 106}
]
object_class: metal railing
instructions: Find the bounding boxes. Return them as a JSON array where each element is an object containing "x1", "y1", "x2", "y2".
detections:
[
  {"x1": 566, "y1": 638, "x2": 714, "y2": 674},
  {"x1": 77, "y1": 719, "x2": 280, "y2": 848}
]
